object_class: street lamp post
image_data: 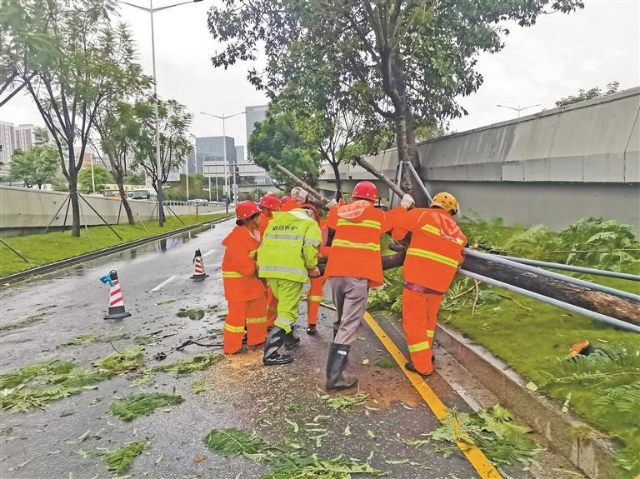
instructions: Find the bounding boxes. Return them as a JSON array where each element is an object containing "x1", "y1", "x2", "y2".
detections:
[
  {"x1": 200, "y1": 110, "x2": 245, "y2": 207},
  {"x1": 120, "y1": 0, "x2": 202, "y2": 226},
  {"x1": 496, "y1": 103, "x2": 542, "y2": 118}
]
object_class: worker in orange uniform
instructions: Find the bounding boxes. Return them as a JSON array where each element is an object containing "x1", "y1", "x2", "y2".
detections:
[
  {"x1": 221, "y1": 201, "x2": 268, "y2": 354},
  {"x1": 324, "y1": 181, "x2": 414, "y2": 390},
  {"x1": 305, "y1": 204, "x2": 330, "y2": 335},
  {"x1": 392, "y1": 192, "x2": 466, "y2": 376},
  {"x1": 258, "y1": 193, "x2": 282, "y2": 328}
]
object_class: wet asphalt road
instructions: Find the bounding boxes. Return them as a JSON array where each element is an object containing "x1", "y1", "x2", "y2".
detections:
[{"x1": 0, "y1": 220, "x2": 527, "y2": 479}]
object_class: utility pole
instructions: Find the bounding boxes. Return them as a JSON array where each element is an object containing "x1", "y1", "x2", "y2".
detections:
[{"x1": 119, "y1": 0, "x2": 203, "y2": 225}]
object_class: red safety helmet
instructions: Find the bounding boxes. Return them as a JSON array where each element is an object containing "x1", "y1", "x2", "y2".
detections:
[
  {"x1": 259, "y1": 193, "x2": 281, "y2": 211},
  {"x1": 301, "y1": 203, "x2": 320, "y2": 222},
  {"x1": 235, "y1": 201, "x2": 260, "y2": 224},
  {"x1": 281, "y1": 195, "x2": 291, "y2": 204},
  {"x1": 352, "y1": 181, "x2": 378, "y2": 201}
]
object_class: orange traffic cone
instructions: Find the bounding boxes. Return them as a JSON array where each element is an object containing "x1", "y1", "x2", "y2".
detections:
[
  {"x1": 190, "y1": 249, "x2": 209, "y2": 281},
  {"x1": 100, "y1": 270, "x2": 131, "y2": 320}
]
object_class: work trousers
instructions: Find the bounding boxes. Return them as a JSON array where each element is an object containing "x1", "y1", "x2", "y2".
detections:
[
  {"x1": 266, "y1": 287, "x2": 278, "y2": 327},
  {"x1": 307, "y1": 276, "x2": 326, "y2": 326},
  {"x1": 401, "y1": 288, "x2": 443, "y2": 374},
  {"x1": 268, "y1": 278, "x2": 305, "y2": 334},
  {"x1": 223, "y1": 296, "x2": 268, "y2": 354},
  {"x1": 330, "y1": 276, "x2": 369, "y2": 345}
]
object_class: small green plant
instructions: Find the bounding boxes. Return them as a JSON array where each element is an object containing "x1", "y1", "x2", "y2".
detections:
[
  {"x1": 64, "y1": 334, "x2": 102, "y2": 345},
  {"x1": 104, "y1": 440, "x2": 150, "y2": 473},
  {"x1": 375, "y1": 358, "x2": 396, "y2": 369},
  {"x1": 203, "y1": 428, "x2": 270, "y2": 457},
  {"x1": 177, "y1": 308, "x2": 205, "y2": 320},
  {"x1": 109, "y1": 393, "x2": 183, "y2": 421}
]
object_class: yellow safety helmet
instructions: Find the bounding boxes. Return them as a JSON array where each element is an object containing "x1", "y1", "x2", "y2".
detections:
[{"x1": 430, "y1": 192, "x2": 459, "y2": 215}]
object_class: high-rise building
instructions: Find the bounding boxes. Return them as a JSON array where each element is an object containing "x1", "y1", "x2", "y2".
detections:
[
  {"x1": 187, "y1": 136, "x2": 237, "y2": 174},
  {"x1": 14, "y1": 124, "x2": 35, "y2": 152},
  {"x1": 245, "y1": 105, "x2": 268, "y2": 148},
  {"x1": 0, "y1": 121, "x2": 15, "y2": 164},
  {"x1": 235, "y1": 145, "x2": 245, "y2": 163}
]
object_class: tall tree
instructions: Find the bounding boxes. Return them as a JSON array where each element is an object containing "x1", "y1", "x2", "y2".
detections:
[
  {"x1": 555, "y1": 81, "x2": 620, "y2": 107},
  {"x1": 6, "y1": 0, "x2": 147, "y2": 236},
  {"x1": 95, "y1": 101, "x2": 149, "y2": 225},
  {"x1": 132, "y1": 96, "x2": 193, "y2": 222},
  {"x1": 78, "y1": 164, "x2": 111, "y2": 193},
  {"x1": 209, "y1": 0, "x2": 583, "y2": 203},
  {"x1": 10, "y1": 146, "x2": 59, "y2": 189}
]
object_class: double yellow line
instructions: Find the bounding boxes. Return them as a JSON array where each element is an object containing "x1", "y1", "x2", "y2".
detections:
[{"x1": 363, "y1": 312, "x2": 503, "y2": 479}]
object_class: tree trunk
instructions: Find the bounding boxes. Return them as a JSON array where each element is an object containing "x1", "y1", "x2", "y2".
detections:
[
  {"x1": 404, "y1": 112, "x2": 430, "y2": 206},
  {"x1": 381, "y1": 251, "x2": 639, "y2": 327},
  {"x1": 118, "y1": 184, "x2": 135, "y2": 225},
  {"x1": 69, "y1": 183, "x2": 81, "y2": 237},
  {"x1": 331, "y1": 162, "x2": 342, "y2": 200}
]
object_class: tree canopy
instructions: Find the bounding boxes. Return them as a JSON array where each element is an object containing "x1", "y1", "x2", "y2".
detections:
[
  {"x1": 555, "y1": 81, "x2": 620, "y2": 107},
  {"x1": 10, "y1": 146, "x2": 59, "y2": 189}
]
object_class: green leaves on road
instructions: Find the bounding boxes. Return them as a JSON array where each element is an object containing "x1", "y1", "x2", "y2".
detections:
[
  {"x1": 109, "y1": 393, "x2": 184, "y2": 422},
  {"x1": 203, "y1": 428, "x2": 382, "y2": 478},
  {"x1": 104, "y1": 440, "x2": 150, "y2": 473},
  {"x1": 319, "y1": 392, "x2": 368, "y2": 411},
  {"x1": 93, "y1": 346, "x2": 145, "y2": 373},
  {"x1": 153, "y1": 354, "x2": 223, "y2": 376}
]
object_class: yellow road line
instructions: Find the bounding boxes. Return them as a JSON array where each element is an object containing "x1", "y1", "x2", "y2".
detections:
[{"x1": 363, "y1": 312, "x2": 503, "y2": 479}]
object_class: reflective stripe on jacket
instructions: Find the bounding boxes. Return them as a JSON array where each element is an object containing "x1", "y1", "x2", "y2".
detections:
[
  {"x1": 392, "y1": 208, "x2": 467, "y2": 293},
  {"x1": 257, "y1": 209, "x2": 322, "y2": 283},
  {"x1": 324, "y1": 201, "x2": 404, "y2": 288},
  {"x1": 221, "y1": 225, "x2": 266, "y2": 302}
]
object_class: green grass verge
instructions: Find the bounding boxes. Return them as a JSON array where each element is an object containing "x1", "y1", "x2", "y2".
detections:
[{"x1": 0, "y1": 213, "x2": 231, "y2": 277}]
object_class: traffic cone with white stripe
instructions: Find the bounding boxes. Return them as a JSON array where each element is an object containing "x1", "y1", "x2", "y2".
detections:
[
  {"x1": 190, "y1": 249, "x2": 209, "y2": 281},
  {"x1": 100, "y1": 270, "x2": 131, "y2": 320}
]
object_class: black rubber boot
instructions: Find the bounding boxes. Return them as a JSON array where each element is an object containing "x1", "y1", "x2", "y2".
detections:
[
  {"x1": 263, "y1": 327, "x2": 293, "y2": 366},
  {"x1": 284, "y1": 330, "x2": 300, "y2": 349},
  {"x1": 306, "y1": 324, "x2": 317, "y2": 335},
  {"x1": 325, "y1": 343, "x2": 358, "y2": 391}
]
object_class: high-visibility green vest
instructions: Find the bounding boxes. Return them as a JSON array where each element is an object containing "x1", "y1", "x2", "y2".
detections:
[{"x1": 257, "y1": 209, "x2": 322, "y2": 283}]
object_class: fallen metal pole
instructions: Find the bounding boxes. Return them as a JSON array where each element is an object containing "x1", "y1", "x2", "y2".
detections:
[
  {"x1": 501, "y1": 255, "x2": 640, "y2": 282},
  {"x1": 459, "y1": 269, "x2": 640, "y2": 334},
  {"x1": 405, "y1": 161, "x2": 433, "y2": 203},
  {"x1": 465, "y1": 249, "x2": 640, "y2": 303}
]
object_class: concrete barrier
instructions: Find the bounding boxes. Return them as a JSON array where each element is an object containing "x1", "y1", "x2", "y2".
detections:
[
  {"x1": 0, "y1": 186, "x2": 224, "y2": 235},
  {"x1": 318, "y1": 87, "x2": 640, "y2": 233}
]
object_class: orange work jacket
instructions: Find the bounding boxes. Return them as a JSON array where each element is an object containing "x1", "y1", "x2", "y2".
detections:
[
  {"x1": 221, "y1": 225, "x2": 266, "y2": 302},
  {"x1": 392, "y1": 208, "x2": 467, "y2": 293},
  {"x1": 324, "y1": 200, "x2": 404, "y2": 288},
  {"x1": 258, "y1": 210, "x2": 274, "y2": 240}
]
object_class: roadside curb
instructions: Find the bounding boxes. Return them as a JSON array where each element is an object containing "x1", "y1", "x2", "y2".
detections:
[
  {"x1": 0, "y1": 215, "x2": 233, "y2": 286},
  {"x1": 435, "y1": 323, "x2": 618, "y2": 479}
]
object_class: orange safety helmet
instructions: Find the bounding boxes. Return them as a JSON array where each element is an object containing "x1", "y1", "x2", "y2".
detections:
[
  {"x1": 301, "y1": 203, "x2": 320, "y2": 222},
  {"x1": 235, "y1": 201, "x2": 260, "y2": 225},
  {"x1": 259, "y1": 193, "x2": 281, "y2": 211},
  {"x1": 430, "y1": 192, "x2": 459, "y2": 215},
  {"x1": 352, "y1": 181, "x2": 378, "y2": 202}
]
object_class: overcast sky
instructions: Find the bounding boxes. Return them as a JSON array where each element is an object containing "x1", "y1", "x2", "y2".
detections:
[{"x1": 1, "y1": 0, "x2": 638, "y2": 147}]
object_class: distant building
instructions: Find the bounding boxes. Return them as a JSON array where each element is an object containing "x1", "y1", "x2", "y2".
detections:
[
  {"x1": 0, "y1": 121, "x2": 15, "y2": 164},
  {"x1": 14, "y1": 124, "x2": 35, "y2": 152},
  {"x1": 188, "y1": 136, "x2": 236, "y2": 174},
  {"x1": 245, "y1": 105, "x2": 268, "y2": 150},
  {"x1": 235, "y1": 145, "x2": 245, "y2": 163}
]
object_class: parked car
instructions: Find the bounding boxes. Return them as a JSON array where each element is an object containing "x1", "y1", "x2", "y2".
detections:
[
  {"x1": 187, "y1": 199, "x2": 209, "y2": 206},
  {"x1": 127, "y1": 189, "x2": 157, "y2": 200}
]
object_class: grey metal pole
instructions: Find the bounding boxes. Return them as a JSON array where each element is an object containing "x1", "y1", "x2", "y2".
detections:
[
  {"x1": 208, "y1": 177, "x2": 211, "y2": 202},
  {"x1": 186, "y1": 136, "x2": 193, "y2": 201},
  {"x1": 150, "y1": 0, "x2": 164, "y2": 226},
  {"x1": 459, "y1": 269, "x2": 640, "y2": 334},
  {"x1": 501, "y1": 255, "x2": 640, "y2": 282},
  {"x1": 464, "y1": 249, "x2": 640, "y2": 303},
  {"x1": 405, "y1": 161, "x2": 433, "y2": 203}
]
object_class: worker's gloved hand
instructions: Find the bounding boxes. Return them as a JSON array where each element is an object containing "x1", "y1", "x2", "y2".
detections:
[
  {"x1": 308, "y1": 267, "x2": 321, "y2": 278},
  {"x1": 401, "y1": 194, "x2": 415, "y2": 209},
  {"x1": 325, "y1": 199, "x2": 337, "y2": 209},
  {"x1": 291, "y1": 187, "x2": 308, "y2": 203}
]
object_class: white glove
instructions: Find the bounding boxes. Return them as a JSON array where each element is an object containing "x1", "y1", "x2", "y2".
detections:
[
  {"x1": 325, "y1": 199, "x2": 337, "y2": 209},
  {"x1": 291, "y1": 187, "x2": 308, "y2": 203},
  {"x1": 401, "y1": 194, "x2": 415, "y2": 209}
]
